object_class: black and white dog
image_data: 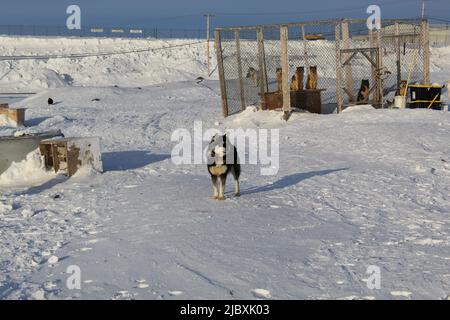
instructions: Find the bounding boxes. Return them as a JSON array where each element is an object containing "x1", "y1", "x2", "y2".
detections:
[{"x1": 207, "y1": 134, "x2": 241, "y2": 200}]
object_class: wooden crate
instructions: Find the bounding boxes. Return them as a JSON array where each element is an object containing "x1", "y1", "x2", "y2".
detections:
[
  {"x1": 262, "y1": 92, "x2": 283, "y2": 110},
  {"x1": 39, "y1": 137, "x2": 103, "y2": 176},
  {"x1": 0, "y1": 103, "x2": 26, "y2": 127},
  {"x1": 263, "y1": 89, "x2": 325, "y2": 114},
  {"x1": 292, "y1": 89, "x2": 326, "y2": 114}
]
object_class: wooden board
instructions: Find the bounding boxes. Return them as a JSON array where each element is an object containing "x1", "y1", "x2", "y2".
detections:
[{"x1": 0, "y1": 107, "x2": 26, "y2": 126}]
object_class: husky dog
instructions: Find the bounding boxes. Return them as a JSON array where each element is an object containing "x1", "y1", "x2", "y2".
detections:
[
  {"x1": 246, "y1": 67, "x2": 259, "y2": 87},
  {"x1": 306, "y1": 66, "x2": 318, "y2": 90},
  {"x1": 276, "y1": 68, "x2": 283, "y2": 92},
  {"x1": 207, "y1": 134, "x2": 241, "y2": 200},
  {"x1": 398, "y1": 80, "x2": 408, "y2": 97},
  {"x1": 357, "y1": 79, "x2": 370, "y2": 104},
  {"x1": 290, "y1": 66, "x2": 305, "y2": 91}
]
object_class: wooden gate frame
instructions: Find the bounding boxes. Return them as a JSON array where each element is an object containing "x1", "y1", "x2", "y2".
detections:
[{"x1": 338, "y1": 47, "x2": 383, "y2": 111}]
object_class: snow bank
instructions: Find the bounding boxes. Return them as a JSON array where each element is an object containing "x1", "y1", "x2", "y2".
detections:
[
  {"x1": 0, "y1": 149, "x2": 56, "y2": 187},
  {"x1": 0, "y1": 36, "x2": 210, "y2": 91},
  {"x1": 341, "y1": 105, "x2": 375, "y2": 113}
]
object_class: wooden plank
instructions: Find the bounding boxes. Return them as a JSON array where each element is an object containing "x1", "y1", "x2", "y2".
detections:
[
  {"x1": 280, "y1": 25, "x2": 290, "y2": 113},
  {"x1": 342, "y1": 21, "x2": 354, "y2": 102},
  {"x1": 342, "y1": 51, "x2": 358, "y2": 66},
  {"x1": 422, "y1": 20, "x2": 431, "y2": 84},
  {"x1": 235, "y1": 30, "x2": 246, "y2": 110},
  {"x1": 395, "y1": 22, "x2": 402, "y2": 91},
  {"x1": 369, "y1": 28, "x2": 376, "y2": 103},
  {"x1": 360, "y1": 51, "x2": 378, "y2": 68},
  {"x1": 257, "y1": 27, "x2": 268, "y2": 108},
  {"x1": 335, "y1": 22, "x2": 343, "y2": 113},
  {"x1": 214, "y1": 30, "x2": 228, "y2": 117},
  {"x1": 215, "y1": 18, "x2": 422, "y2": 32},
  {"x1": 376, "y1": 30, "x2": 383, "y2": 107}
]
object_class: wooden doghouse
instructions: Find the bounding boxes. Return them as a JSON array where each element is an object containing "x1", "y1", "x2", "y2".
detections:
[
  {"x1": 39, "y1": 137, "x2": 103, "y2": 176},
  {"x1": 292, "y1": 89, "x2": 326, "y2": 114},
  {"x1": 263, "y1": 89, "x2": 325, "y2": 114},
  {"x1": 0, "y1": 103, "x2": 26, "y2": 127}
]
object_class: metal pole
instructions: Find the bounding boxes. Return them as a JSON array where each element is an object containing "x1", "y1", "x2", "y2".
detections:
[{"x1": 421, "y1": 0, "x2": 426, "y2": 20}]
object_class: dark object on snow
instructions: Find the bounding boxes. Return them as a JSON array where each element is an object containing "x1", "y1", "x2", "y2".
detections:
[
  {"x1": 53, "y1": 194, "x2": 61, "y2": 199},
  {"x1": 91, "y1": 98, "x2": 101, "y2": 102},
  {"x1": 408, "y1": 84, "x2": 444, "y2": 110},
  {"x1": 48, "y1": 98, "x2": 54, "y2": 105},
  {"x1": 196, "y1": 77, "x2": 204, "y2": 84},
  {"x1": 137, "y1": 87, "x2": 142, "y2": 90}
]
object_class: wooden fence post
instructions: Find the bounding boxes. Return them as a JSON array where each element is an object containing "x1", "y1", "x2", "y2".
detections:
[
  {"x1": 257, "y1": 27, "x2": 268, "y2": 108},
  {"x1": 395, "y1": 22, "x2": 401, "y2": 91},
  {"x1": 421, "y1": 19, "x2": 430, "y2": 84},
  {"x1": 369, "y1": 28, "x2": 377, "y2": 103},
  {"x1": 342, "y1": 20, "x2": 354, "y2": 103},
  {"x1": 214, "y1": 29, "x2": 228, "y2": 117},
  {"x1": 335, "y1": 22, "x2": 343, "y2": 113},
  {"x1": 376, "y1": 28, "x2": 384, "y2": 107},
  {"x1": 235, "y1": 30, "x2": 246, "y2": 110},
  {"x1": 280, "y1": 25, "x2": 291, "y2": 114}
]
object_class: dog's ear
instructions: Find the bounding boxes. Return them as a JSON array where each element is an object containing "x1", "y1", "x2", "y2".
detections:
[{"x1": 210, "y1": 133, "x2": 219, "y2": 144}]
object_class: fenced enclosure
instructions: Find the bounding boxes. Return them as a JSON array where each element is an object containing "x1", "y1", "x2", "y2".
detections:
[{"x1": 215, "y1": 18, "x2": 430, "y2": 117}]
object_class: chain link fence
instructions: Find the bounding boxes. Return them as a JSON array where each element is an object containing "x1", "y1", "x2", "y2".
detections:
[
  {"x1": 0, "y1": 24, "x2": 205, "y2": 39},
  {"x1": 215, "y1": 18, "x2": 430, "y2": 117}
]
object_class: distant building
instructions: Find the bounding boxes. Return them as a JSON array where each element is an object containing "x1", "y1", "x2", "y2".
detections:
[{"x1": 352, "y1": 23, "x2": 450, "y2": 46}]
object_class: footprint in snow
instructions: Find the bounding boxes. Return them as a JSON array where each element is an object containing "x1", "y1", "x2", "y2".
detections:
[
  {"x1": 251, "y1": 289, "x2": 272, "y2": 299},
  {"x1": 390, "y1": 291, "x2": 412, "y2": 298},
  {"x1": 135, "y1": 279, "x2": 149, "y2": 289},
  {"x1": 112, "y1": 290, "x2": 134, "y2": 300},
  {"x1": 47, "y1": 255, "x2": 59, "y2": 265}
]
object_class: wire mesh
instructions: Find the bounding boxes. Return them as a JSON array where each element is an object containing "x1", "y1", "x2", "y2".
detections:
[{"x1": 216, "y1": 19, "x2": 429, "y2": 116}]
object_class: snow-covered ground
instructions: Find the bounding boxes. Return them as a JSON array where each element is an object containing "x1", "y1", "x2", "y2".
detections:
[{"x1": 0, "y1": 36, "x2": 449, "y2": 300}]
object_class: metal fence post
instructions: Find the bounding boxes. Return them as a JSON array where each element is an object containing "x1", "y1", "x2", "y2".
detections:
[{"x1": 214, "y1": 30, "x2": 228, "y2": 117}]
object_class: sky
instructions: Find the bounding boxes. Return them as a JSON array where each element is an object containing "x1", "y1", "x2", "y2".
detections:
[{"x1": 0, "y1": 0, "x2": 448, "y2": 29}]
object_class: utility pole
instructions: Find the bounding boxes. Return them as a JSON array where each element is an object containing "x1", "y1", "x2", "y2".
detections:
[
  {"x1": 204, "y1": 13, "x2": 214, "y2": 77},
  {"x1": 421, "y1": 0, "x2": 426, "y2": 20}
]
